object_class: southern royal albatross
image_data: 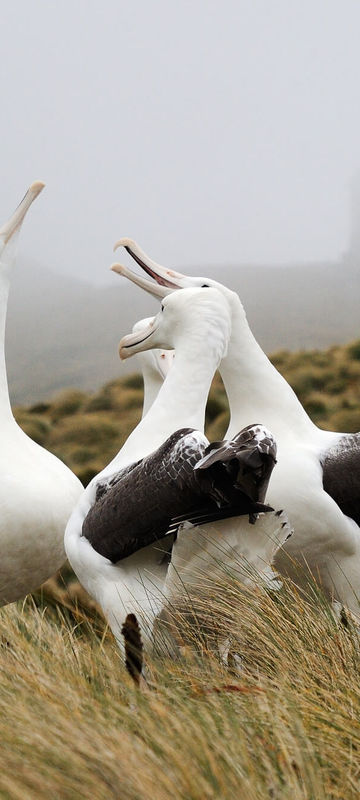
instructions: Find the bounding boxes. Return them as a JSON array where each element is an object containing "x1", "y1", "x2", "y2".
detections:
[
  {"x1": 65, "y1": 288, "x2": 232, "y2": 650},
  {"x1": 65, "y1": 288, "x2": 290, "y2": 655},
  {"x1": 0, "y1": 183, "x2": 83, "y2": 604},
  {"x1": 112, "y1": 238, "x2": 360, "y2": 616}
]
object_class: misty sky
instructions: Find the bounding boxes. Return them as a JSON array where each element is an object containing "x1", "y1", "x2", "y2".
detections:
[{"x1": 1, "y1": 0, "x2": 360, "y2": 285}]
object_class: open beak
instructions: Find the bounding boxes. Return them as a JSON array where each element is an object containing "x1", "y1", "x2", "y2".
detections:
[
  {"x1": 0, "y1": 181, "x2": 45, "y2": 244},
  {"x1": 111, "y1": 261, "x2": 170, "y2": 299},
  {"x1": 113, "y1": 237, "x2": 187, "y2": 290},
  {"x1": 119, "y1": 317, "x2": 158, "y2": 360}
]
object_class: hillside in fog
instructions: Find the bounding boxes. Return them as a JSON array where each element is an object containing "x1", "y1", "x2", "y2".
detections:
[
  {"x1": 14, "y1": 337, "x2": 360, "y2": 487},
  {"x1": 6, "y1": 253, "x2": 359, "y2": 404}
]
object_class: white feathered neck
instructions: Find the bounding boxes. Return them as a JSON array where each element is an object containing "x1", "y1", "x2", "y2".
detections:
[
  {"x1": 101, "y1": 290, "x2": 231, "y2": 476},
  {"x1": 221, "y1": 293, "x2": 317, "y2": 442}
]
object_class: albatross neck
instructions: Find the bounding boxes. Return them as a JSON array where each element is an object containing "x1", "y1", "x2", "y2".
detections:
[
  {"x1": 0, "y1": 269, "x2": 15, "y2": 427},
  {"x1": 139, "y1": 358, "x2": 163, "y2": 418},
  {"x1": 112, "y1": 328, "x2": 225, "y2": 469},
  {"x1": 221, "y1": 297, "x2": 316, "y2": 441}
]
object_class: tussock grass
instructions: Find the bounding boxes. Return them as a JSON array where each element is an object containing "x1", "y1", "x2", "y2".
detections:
[
  {"x1": 5, "y1": 338, "x2": 360, "y2": 795},
  {"x1": 13, "y1": 337, "x2": 360, "y2": 485},
  {"x1": 1, "y1": 578, "x2": 360, "y2": 799}
]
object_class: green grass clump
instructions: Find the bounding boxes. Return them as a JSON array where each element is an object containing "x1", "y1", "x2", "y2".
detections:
[
  {"x1": 327, "y1": 407, "x2": 360, "y2": 434},
  {"x1": 347, "y1": 339, "x2": 360, "y2": 361},
  {"x1": 13, "y1": 412, "x2": 51, "y2": 445},
  {"x1": 49, "y1": 389, "x2": 87, "y2": 422}
]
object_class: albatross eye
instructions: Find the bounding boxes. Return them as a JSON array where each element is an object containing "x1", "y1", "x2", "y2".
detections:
[
  {"x1": 201, "y1": 284, "x2": 209, "y2": 288},
  {"x1": 161, "y1": 304, "x2": 164, "y2": 312}
]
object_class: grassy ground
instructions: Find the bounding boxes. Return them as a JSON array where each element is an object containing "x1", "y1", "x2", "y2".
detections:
[
  {"x1": 1, "y1": 578, "x2": 360, "y2": 799},
  {"x1": 1, "y1": 339, "x2": 359, "y2": 798}
]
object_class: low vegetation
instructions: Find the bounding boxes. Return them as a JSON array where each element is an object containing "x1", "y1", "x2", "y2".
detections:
[
  {"x1": 14, "y1": 338, "x2": 360, "y2": 486},
  {"x1": 1, "y1": 577, "x2": 360, "y2": 798},
  {"x1": 2, "y1": 339, "x2": 359, "y2": 798}
]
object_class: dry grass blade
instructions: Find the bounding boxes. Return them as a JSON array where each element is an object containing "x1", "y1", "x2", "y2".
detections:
[{"x1": 0, "y1": 570, "x2": 358, "y2": 798}]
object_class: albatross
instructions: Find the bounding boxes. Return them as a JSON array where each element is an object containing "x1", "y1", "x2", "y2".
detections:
[
  {"x1": 0, "y1": 183, "x2": 83, "y2": 604},
  {"x1": 112, "y1": 238, "x2": 360, "y2": 617},
  {"x1": 65, "y1": 287, "x2": 290, "y2": 660}
]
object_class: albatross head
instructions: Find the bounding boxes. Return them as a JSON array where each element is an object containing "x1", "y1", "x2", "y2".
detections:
[
  {"x1": 131, "y1": 317, "x2": 175, "y2": 381},
  {"x1": 111, "y1": 238, "x2": 239, "y2": 311},
  {"x1": 0, "y1": 182, "x2": 45, "y2": 270},
  {"x1": 119, "y1": 286, "x2": 231, "y2": 362}
]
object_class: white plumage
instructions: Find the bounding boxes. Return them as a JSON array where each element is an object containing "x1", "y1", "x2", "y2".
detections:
[
  {"x1": 131, "y1": 317, "x2": 174, "y2": 417},
  {"x1": 0, "y1": 183, "x2": 83, "y2": 604},
  {"x1": 65, "y1": 288, "x2": 232, "y2": 651},
  {"x1": 113, "y1": 238, "x2": 360, "y2": 616},
  {"x1": 66, "y1": 287, "x2": 290, "y2": 661}
]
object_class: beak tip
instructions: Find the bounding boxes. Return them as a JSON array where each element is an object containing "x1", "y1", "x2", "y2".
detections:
[
  {"x1": 29, "y1": 180, "x2": 45, "y2": 195},
  {"x1": 110, "y1": 262, "x2": 124, "y2": 275},
  {"x1": 113, "y1": 237, "x2": 135, "y2": 253}
]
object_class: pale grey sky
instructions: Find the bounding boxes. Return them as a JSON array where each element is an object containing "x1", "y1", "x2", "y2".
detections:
[{"x1": 1, "y1": 0, "x2": 360, "y2": 284}]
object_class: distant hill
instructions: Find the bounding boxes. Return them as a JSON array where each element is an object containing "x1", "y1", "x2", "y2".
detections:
[
  {"x1": 6, "y1": 254, "x2": 360, "y2": 404},
  {"x1": 14, "y1": 338, "x2": 360, "y2": 487}
]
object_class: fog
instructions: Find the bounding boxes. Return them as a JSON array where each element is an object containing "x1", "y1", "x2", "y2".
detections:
[{"x1": 1, "y1": 0, "x2": 360, "y2": 285}]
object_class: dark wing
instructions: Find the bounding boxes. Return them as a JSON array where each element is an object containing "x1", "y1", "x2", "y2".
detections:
[
  {"x1": 194, "y1": 423, "x2": 277, "y2": 504},
  {"x1": 166, "y1": 424, "x2": 277, "y2": 532},
  {"x1": 82, "y1": 425, "x2": 278, "y2": 565},
  {"x1": 322, "y1": 433, "x2": 360, "y2": 527},
  {"x1": 82, "y1": 428, "x2": 210, "y2": 562}
]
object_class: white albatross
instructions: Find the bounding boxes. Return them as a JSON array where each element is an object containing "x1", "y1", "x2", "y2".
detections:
[
  {"x1": 112, "y1": 238, "x2": 360, "y2": 617},
  {"x1": 0, "y1": 183, "x2": 83, "y2": 604},
  {"x1": 65, "y1": 288, "x2": 231, "y2": 651},
  {"x1": 65, "y1": 288, "x2": 290, "y2": 661}
]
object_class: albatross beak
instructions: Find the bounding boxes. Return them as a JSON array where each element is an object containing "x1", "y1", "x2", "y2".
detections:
[
  {"x1": 119, "y1": 316, "x2": 158, "y2": 360},
  {"x1": 113, "y1": 237, "x2": 188, "y2": 290},
  {"x1": 0, "y1": 181, "x2": 45, "y2": 244},
  {"x1": 111, "y1": 261, "x2": 171, "y2": 299}
]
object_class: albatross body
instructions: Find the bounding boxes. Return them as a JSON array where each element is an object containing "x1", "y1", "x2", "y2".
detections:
[
  {"x1": 113, "y1": 239, "x2": 360, "y2": 615},
  {"x1": 0, "y1": 184, "x2": 83, "y2": 604},
  {"x1": 65, "y1": 288, "x2": 232, "y2": 649},
  {"x1": 66, "y1": 288, "x2": 290, "y2": 656}
]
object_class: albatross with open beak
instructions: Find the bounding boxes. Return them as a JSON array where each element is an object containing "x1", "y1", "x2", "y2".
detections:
[
  {"x1": 65, "y1": 287, "x2": 291, "y2": 679},
  {"x1": 112, "y1": 238, "x2": 360, "y2": 618}
]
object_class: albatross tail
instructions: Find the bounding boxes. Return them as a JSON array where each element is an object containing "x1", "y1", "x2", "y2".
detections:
[{"x1": 121, "y1": 613, "x2": 144, "y2": 686}]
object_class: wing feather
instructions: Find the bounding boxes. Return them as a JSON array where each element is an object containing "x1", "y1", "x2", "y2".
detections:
[{"x1": 322, "y1": 433, "x2": 360, "y2": 526}]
